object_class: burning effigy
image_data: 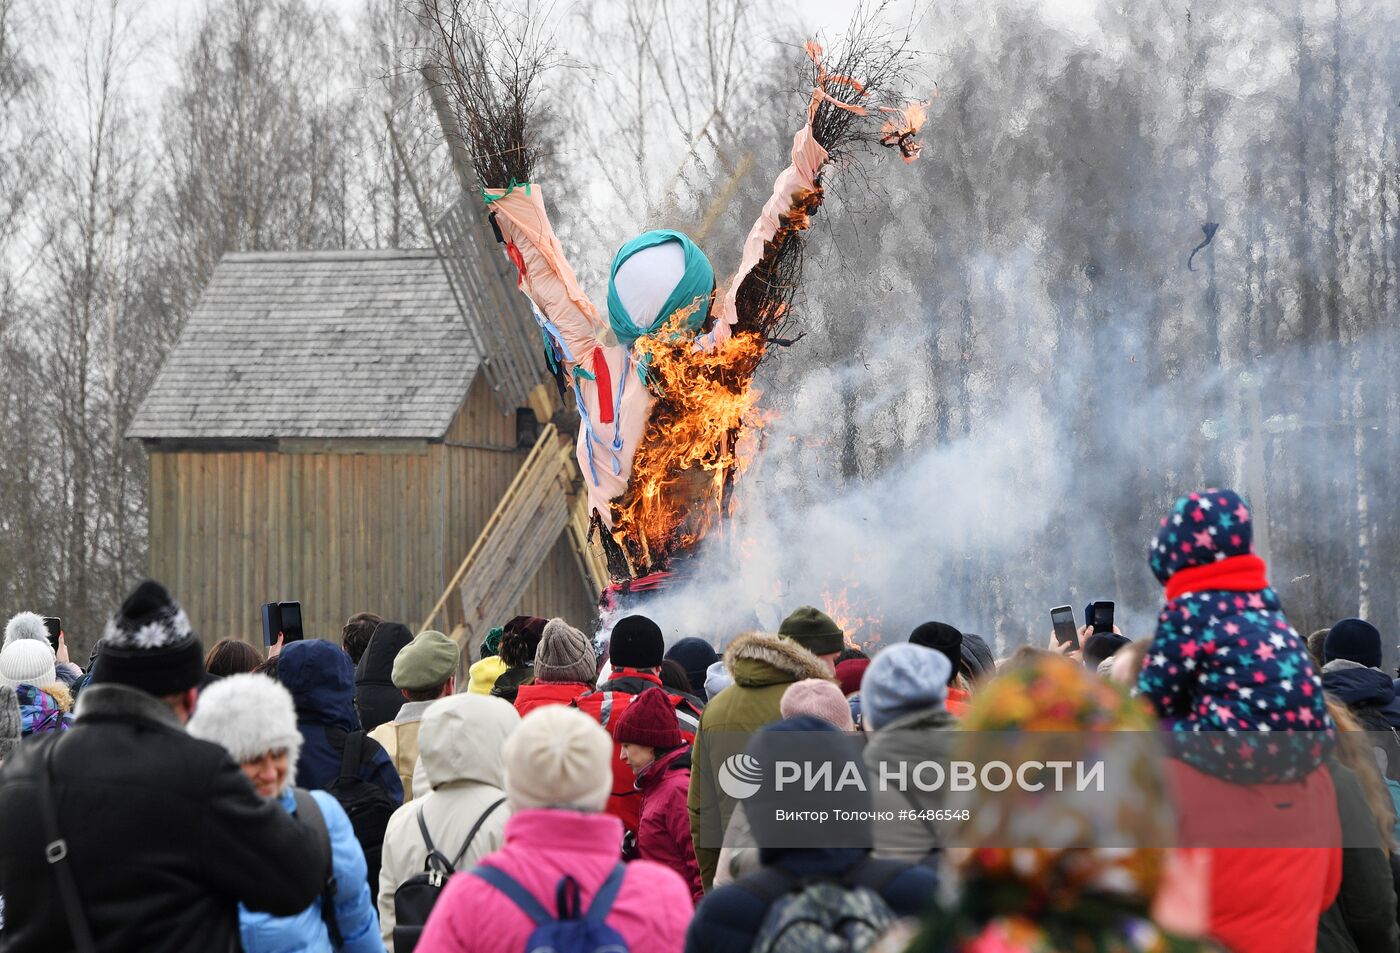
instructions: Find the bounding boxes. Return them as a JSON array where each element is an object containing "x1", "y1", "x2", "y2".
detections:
[{"x1": 424, "y1": 16, "x2": 927, "y2": 588}]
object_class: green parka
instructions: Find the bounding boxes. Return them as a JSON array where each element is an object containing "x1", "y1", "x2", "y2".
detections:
[{"x1": 687, "y1": 632, "x2": 832, "y2": 891}]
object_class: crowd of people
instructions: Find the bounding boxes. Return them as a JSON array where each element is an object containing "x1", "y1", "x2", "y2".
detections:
[{"x1": 0, "y1": 486, "x2": 1396, "y2": 953}]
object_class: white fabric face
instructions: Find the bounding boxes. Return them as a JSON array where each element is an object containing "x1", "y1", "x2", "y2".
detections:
[{"x1": 612, "y1": 240, "x2": 687, "y2": 332}]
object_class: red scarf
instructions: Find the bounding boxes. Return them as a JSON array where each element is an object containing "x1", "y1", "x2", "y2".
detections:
[{"x1": 1165, "y1": 553, "x2": 1269, "y2": 603}]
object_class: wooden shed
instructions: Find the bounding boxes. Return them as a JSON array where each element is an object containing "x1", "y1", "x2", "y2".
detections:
[{"x1": 128, "y1": 248, "x2": 602, "y2": 648}]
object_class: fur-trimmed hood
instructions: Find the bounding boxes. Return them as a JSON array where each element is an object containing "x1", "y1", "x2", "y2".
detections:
[
  {"x1": 43, "y1": 681, "x2": 73, "y2": 712},
  {"x1": 722, "y1": 632, "x2": 831, "y2": 689}
]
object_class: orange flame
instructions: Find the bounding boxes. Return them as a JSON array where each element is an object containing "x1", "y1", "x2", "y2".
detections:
[
  {"x1": 822, "y1": 587, "x2": 884, "y2": 650},
  {"x1": 610, "y1": 306, "x2": 768, "y2": 574}
]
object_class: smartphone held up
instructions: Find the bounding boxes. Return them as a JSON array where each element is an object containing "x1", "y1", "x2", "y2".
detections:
[
  {"x1": 42, "y1": 616, "x2": 61, "y2": 652},
  {"x1": 260, "y1": 601, "x2": 304, "y2": 647},
  {"x1": 1050, "y1": 605, "x2": 1079, "y2": 650}
]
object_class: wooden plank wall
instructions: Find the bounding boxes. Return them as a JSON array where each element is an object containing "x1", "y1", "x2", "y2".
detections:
[
  {"x1": 438, "y1": 381, "x2": 598, "y2": 636},
  {"x1": 147, "y1": 379, "x2": 597, "y2": 648},
  {"x1": 148, "y1": 442, "x2": 440, "y2": 647}
]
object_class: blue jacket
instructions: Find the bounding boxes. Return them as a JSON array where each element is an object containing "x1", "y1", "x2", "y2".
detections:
[
  {"x1": 1322, "y1": 660, "x2": 1400, "y2": 783},
  {"x1": 238, "y1": 788, "x2": 382, "y2": 953},
  {"x1": 278, "y1": 640, "x2": 403, "y2": 801}
]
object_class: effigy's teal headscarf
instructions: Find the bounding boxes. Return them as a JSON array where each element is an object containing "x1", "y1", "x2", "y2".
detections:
[{"x1": 606, "y1": 229, "x2": 715, "y2": 348}]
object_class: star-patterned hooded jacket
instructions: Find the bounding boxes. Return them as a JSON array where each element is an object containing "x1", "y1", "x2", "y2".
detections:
[{"x1": 1137, "y1": 488, "x2": 1334, "y2": 783}]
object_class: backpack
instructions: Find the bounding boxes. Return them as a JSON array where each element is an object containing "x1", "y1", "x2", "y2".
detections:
[
  {"x1": 740, "y1": 859, "x2": 904, "y2": 953},
  {"x1": 468, "y1": 862, "x2": 629, "y2": 953},
  {"x1": 291, "y1": 788, "x2": 345, "y2": 949},
  {"x1": 392, "y1": 797, "x2": 507, "y2": 953},
  {"x1": 325, "y1": 729, "x2": 398, "y2": 891}
]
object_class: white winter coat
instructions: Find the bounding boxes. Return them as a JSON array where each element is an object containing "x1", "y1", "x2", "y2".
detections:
[{"x1": 376, "y1": 693, "x2": 520, "y2": 948}]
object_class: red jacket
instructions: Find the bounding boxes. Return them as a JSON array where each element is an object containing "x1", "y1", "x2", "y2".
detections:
[
  {"x1": 634, "y1": 745, "x2": 702, "y2": 903},
  {"x1": 1169, "y1": 758, "x2": 1342, "y2": 953},
  {"x1": 514, "y1": 680, "x2": 590, "y2": 718},
  {"x1": 573, "y1": 670, "x2": 701, "y2": 835}
]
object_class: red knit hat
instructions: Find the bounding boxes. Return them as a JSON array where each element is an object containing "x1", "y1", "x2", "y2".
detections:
[
  {"x1": 835, "y1": 658, "x2": 870, "y2": 697},
  {"x1": 612, "y1": 686, "x2": 682, "y2": 749}
]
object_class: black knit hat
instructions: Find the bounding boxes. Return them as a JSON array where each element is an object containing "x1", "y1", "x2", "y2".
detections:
[
  {"x1": 1324, "y1": 618, "x2": 1383, "y2": 670},
  {"x1": 90, "y1": 580, "x2": 205, "y2": 696},
  {"x1": 909, "y1": 621, "x2": 962, "y2": 686},
  {"x1": 609, "y1": 614, "x2": 665, "y2": 669}
]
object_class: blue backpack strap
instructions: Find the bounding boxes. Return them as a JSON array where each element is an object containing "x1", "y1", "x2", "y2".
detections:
[
  {"x1": 583, "y1": 864, "x2": 628, "y2": 923},
  {"x1": 469, "y1": 864, "x2": 554, "y2": 926}
]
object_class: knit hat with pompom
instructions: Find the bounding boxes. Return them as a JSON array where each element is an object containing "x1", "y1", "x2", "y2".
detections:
[{"x1": 90, "y1": 580, "x2": 205, "y2": 696}]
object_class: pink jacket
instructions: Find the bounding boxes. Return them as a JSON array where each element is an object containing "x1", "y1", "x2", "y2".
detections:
[
  {"x1": 416, "y1": 808, "x2": 693, "y2": 953},
  {"x1": 635, "y1": 746, "x2": 703, "y2": 903}
]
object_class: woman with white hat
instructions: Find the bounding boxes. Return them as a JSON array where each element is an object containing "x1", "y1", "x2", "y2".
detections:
[
  {"x1": 415, "y1": 705, "x2": 693, "y2": 953},
  {"x1": 188, "y1": 674, "x2": 382, "y2": 953},
  {"x1": 0, "y1": 637, "x2": 73, "y2": 735}
]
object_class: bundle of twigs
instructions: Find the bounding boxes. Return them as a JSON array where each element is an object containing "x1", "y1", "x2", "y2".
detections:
[
  {"x1": 412, "y1": 0, "x2": 556, "y2": 190},
  {"x1": 732, "y1": 1, "x2": 918, "y2": 347}
]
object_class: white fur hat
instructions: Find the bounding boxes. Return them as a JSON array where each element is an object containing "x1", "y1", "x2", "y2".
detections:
[
  {"x1": 0, "y1": 639, "x2": 57, "y2": 689},
  {"x1": 503, "y1": 705, "x2": 612, "y2": 813},
  {"x1": 188, "y1": 674, "x2": 303, "y2": 786},
  {"x1": 4, "y1": 611, "x2": 50, "y2": 647}
]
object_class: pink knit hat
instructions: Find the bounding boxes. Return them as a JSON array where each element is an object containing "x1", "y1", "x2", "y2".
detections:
[{"x1": 780, "y1": 678, "x2": 855, "y2": 731}]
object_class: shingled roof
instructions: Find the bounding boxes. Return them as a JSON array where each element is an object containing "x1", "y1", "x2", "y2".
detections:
[{"x1": 128, "y1": 250, "x2": 481, "y2": 440}]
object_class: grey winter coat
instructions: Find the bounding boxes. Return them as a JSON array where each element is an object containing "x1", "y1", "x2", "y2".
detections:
[{"x1": 862, "y1": 704, "x2": 957, "y2": 862}]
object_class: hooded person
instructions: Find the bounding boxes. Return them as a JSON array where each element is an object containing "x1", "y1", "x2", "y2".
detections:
[
  {"x1": 377, "y1": 693, "x2": 520, "y2": 950},
  {"x1": 188, "y1": 674, "x2": 382, "y2": 953},
  {"x1": 489, "y1": 616, "x2": 548, "y2": 705},
  {"x1": 414, "y1": 705, "x2": 694, "y2": 953},
  {"x1": 613, "y1": 686, "x2": 703, "y2": 902},
  {"x1": 0, "y1": 579, "x2": 330, "y2": 953},
  {"x1": 467, "y1": 626, "x2": 510, "y2": 696},
  {"x1": 909, "y1": 621, "x2": 969, "y2": 716},
  {"x1": 368, "y1": 630, "x2": 460, "y2": 801},
  {"x1": 1137, "y1": 488, "x2": 1334, "y2": 783},
  {"x1": 860, "y1": 643, "x2": 957, "y2": 863},
  {"x1": 685, "y1": 715, "x2": 937, "y2": 953},
  {"x1": 688, "y1": 629, "x2": 832, "y2": 891},
  {"x1": 666, "y1": 637, "x2": 720, "y2": 703},
  {"x1": 0, "y1": 638, "x2": 74, "y2": 735},
  {"x1": 277, "y1": 638, "x2": 403, "y2": 892},
  {"x1": 354, "y1": 622, "x2": 414, "y2": 732},
  {"x1": 0, "y1": 684, "x2": 20, "y2": 762},
  {"x1": 514, "y1": 618, "x2": 596, "y2": 716},
  {"x1": 903, "y1": 655, "x2": 1222, "y2": 953},
  {"x1": 4, "y1": 611, "x2": 83, "y2": 687},
  {"x1": 1320, "y1": 618, "x2": 1400, "y2": 783},
  {"x1": 574, "y1": 614, "x2": 702, "y2": 838},
  {"x1": 278, "y1": 639, "x2": 403, "y2": 800}
]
